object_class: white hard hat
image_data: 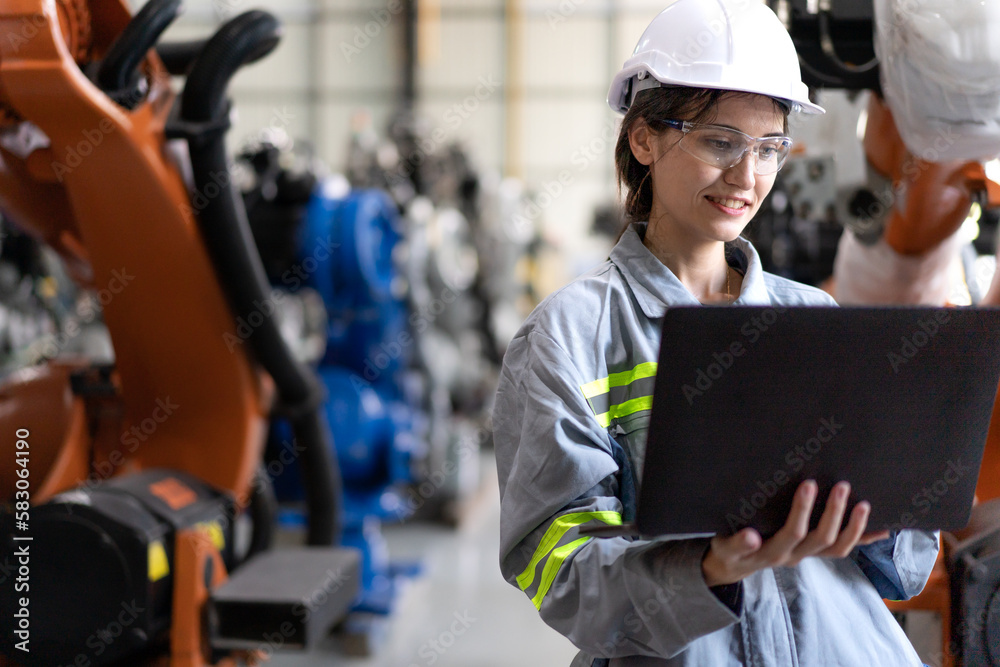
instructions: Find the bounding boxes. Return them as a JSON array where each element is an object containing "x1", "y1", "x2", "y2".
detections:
[{"x1": 607, "y1": 0, "x2": 824, "y2": 115}]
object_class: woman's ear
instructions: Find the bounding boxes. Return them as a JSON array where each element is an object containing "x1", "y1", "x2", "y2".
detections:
[{"x1": 628, "y1": 120, "x2": 656, "y2": 166}]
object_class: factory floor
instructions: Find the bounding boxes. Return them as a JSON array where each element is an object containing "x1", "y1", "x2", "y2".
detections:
[
  {"x1": 268, "y1": 454, "x2": 580, "y2": 667},
  {"x1": 267, "y1": 453, "x2": 941, "y2": 667}
]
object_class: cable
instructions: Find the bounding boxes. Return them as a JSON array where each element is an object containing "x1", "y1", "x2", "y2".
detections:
[
  {"x1": 818, "y1": 10, "x2": 879, "y2": 75},
  {"x1": 96, "y1": 0, "x2": 182, "y2": 96},
  {"x1": 180, "y1": 10, "x2": 342, "y2": 546}
]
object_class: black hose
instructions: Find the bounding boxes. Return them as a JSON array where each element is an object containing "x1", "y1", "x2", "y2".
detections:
[
  {"x1": 157, "y1": 38, "x2": 275, "y2": 77},
  {"x1": 290, "y1": 412, "x2": 341, "y2": 543},
  {"x1": 817, "y1": 10, "x2": 878, "y2": 75},
  {"x1": 156, "y1": 39, "x2": 206, "y2": 75},
  {"x1": 180, "y1": 10, "x2": 341, "y2": 546},
  {"x1": 97, "y1": 0, "x2": 182, "y2": 94},
  {"x1": 246, "y1": 465, "x2": 277, "y2": 560},
  {"x1": 181, "y1": 11, "x2": 281, "y2": 121}
]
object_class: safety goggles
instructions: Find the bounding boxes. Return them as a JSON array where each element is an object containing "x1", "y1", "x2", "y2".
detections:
[{"x1": 656, "y1": 119, "x2": 792, "y2": 175}]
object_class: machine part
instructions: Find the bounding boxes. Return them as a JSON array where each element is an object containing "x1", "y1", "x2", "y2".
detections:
[
  {"x1": 0, "y1": 469, "x2": 236, "y2": 666},
  {"x1": 0, "y1": 3, "x2": 364, "y2": 664},
  {"x1": 474, "y1": 175, "x2": 540, "y2": 360},
  {"x1": 170, "y1": 527, "x2": 253, "y2": 667},
  {"x1": 816, "y1": 5, "x2": 877, "y2": 75},
  {"x1": 0, "y1": 0, "x2": 94, "y2": 126},
  {"x1": 0, "y1": 122, "x2": 51, "y2": 161},
  {"x1": 0, "y1": 219, "x2": 59, "y2": 374},
  {"x1": 320, "y1": 366, "x2": 395, "y2": 487},
  {"x1": 0, "y1": 0, "x2": 269, "y2": 513},
  {"x1": 240, "y1": 141, "x2": 320, "y2": 283},
  {"x1": 303, "y1": 187, "x2": 411, "y2": 378},
  {"x1": 608, "y1": 0, "x2": 823, "y2": 114},
  {"x1": 427, "y1": 207, "x2": 479, "y2": 294},
  {"x1": 743, "y1": 155, "x2": 843, "y2": 286},
  {"x1": 156, "y1": 39, "x2": 208, "y2": 75},
  {"x1": 267, "y1": 367, "x2": 416, "y2": 517},
  {"x1": 303, "y1": 187, "x2": 402, "y2": 312},
  {"x1": 846, "y1": 183, "x2": 890, "y2": 245},
  {"x1": 832, "y1": 230, "x2": 965, "y2": 305},
  {"x1": 833, "y1": 94, "x2": 988, "y2": 308},
  {"x1": 177, "y1": 9, "x2": 341, "y2": 546},
  {"x1": 325, "y1": 300, "x2": 408, "y2": 379},
  {"x1": 420, "y1": 414, "x2": 484, "y2": 525},
  {"x1": 243, "y1": 464, "x2": 277, "y2": 560},
  {"x1": 210, "y1": 548, "x2": 361, "y2": 650},
  {"x1": 334, "y1": 81, "x2": 507, "y2": 522},
  {"x1": 158, "y1": 35, "x2": 277, "y2": 77},
  {"x1": 271, "y1": 287, "x2": 327, "y2": 366},
  {"x1": 945, "y1": 499, "x2": 1000, "y2": 666},
  {"x1": 769, "y1": 0, "x2": 880, "y2": 91},
  {"x1": 56, "y1": 0, "x2": 93, "y2": 65},
  {"x1": 875, "y1": 0, "x2": 1000, "y2": 162},
  {"x1": 860, "y1": 94, "x2": 985, "y2": 258},
  {"x1": 267, "y1": 367, "x2": 418, "y2": 616},
  {"x1": 95, "y1": 0, "x2": 181, "y2": 108}
]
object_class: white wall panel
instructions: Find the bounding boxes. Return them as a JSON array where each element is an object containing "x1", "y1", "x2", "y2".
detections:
[
  {"x1": 229, "y1": 24, "x2": 313, "y2": 93},
  {"x1": 418, "y1": 17, "x2": 504, "y2": 92},
  {"x1": 132, "y1": 0, "x2": 314, "y2": 21},
  {"x1": 317, "y1": 15, "x2": 402, "y2": 92},
  {"x1": 522, "y1": 16, "x2": 608, "y2": 91},
  {"x1": 520, "y1": 99, "x2": 616, "y2": 173}
]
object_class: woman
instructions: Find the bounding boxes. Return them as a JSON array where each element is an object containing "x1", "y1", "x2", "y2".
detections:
[{"x1": 493, "y1": 1, "x2": 938, "y2": 665}]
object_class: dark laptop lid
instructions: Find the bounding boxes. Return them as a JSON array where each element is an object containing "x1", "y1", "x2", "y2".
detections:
[{"x1": 634, "y1": 305, "x2": 1000, "y2": 538}]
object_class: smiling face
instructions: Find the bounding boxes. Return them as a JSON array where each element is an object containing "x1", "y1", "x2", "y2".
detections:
[{"x1": 632, "y1": 93, "x2": 786, "y2": 250}]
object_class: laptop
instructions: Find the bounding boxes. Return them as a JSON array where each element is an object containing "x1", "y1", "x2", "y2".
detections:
[{"x1": 583, "y1": 306, "x2": 1000, "y2": 539}]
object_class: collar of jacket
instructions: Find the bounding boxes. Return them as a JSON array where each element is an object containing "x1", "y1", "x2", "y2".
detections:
[{"x1": 610, "y1": 222, "x2": 773, "y2": 319}]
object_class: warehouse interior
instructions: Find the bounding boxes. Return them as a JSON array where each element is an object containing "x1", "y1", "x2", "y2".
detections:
[{"x1": 1, "y1": 0, "x2": 1000, "y2": 665}]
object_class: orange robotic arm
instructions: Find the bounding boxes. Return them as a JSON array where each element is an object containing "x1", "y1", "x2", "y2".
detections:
[
  {"x1": 0, "y1": 0, "x2": 269, "y2": 505},
  {"x1": 834, "y1": 94, "x2": 1000, "y2": 306},
  {"x1": 864, "y1": 95, "x2": 980, "y2": 257},
  {"x1": 0, "y1": 3, "x2": 352, "y2": 666}
]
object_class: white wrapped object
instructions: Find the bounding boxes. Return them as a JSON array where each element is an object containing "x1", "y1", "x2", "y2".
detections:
[
  {"x1": 833, "y1": 229, "x2": 963, "y2": 305},
  {"x1": 874, "y1": 0, "x2": 1000, "y2": 161}
]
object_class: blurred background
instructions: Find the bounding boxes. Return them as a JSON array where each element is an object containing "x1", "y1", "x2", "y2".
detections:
[{"x1": 2, "y1": 1, "x2": 1000, "y2": 666}]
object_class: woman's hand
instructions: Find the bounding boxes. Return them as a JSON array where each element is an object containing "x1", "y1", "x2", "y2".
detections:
[{"x1": 702, "y1": 480, "x2": 891, "y2": 587}]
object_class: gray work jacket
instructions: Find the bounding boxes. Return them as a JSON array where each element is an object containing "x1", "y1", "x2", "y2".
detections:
[{"x1": 494, "y1": 223, "x2": 938, "y2": 666}]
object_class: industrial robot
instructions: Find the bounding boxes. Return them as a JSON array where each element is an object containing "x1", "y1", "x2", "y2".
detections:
[
  {"x1": 775, "y1": 1, "x2": 1000, "y2": 664},
  {"x1": 0, "y1": 1, "x2": 360, "y2": 665}
]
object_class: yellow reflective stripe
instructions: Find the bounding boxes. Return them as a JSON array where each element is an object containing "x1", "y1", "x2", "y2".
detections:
[
  {"x1": 516, "y1": 511, "x2": 623, "y2": 591},
  {"x1": 531, "y1": 537, "x2": 592, "y2": 610},
  {"x1": 608, "y1": 395, "x2": 654, "y2": 421},
  {"x1": 593, "y1": 395, "x2": 654, "y2": 429},
  {"x1": 580, "y1": 362, "x2": 658, "y2": 399}
]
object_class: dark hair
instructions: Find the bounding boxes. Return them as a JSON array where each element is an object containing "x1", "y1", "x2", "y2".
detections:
[{"x1": 614, "y1": 86, "x2": 790, "y2": 223}]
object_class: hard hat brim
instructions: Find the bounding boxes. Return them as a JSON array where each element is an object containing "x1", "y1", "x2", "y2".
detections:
[{"x1": 607, "y1": 68, "x2": 826, "y2": 116}]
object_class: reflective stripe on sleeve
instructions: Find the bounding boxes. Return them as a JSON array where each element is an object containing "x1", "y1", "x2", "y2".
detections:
[
  {"x1": 516, "y1": 511, "x2": 623, "y2": 597},
  {"x1": 593, "y1": 395, "x2": 654, "y2": 428},
  {"x1": 580, "y1": 362, "x2": 658, "y2": 399},
  {"x1": 581, "y1": 362, "x2": 658, "y2": 428},
  {"x1": 530, "y1": 537, "x2": 592, "y2": 610}
]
